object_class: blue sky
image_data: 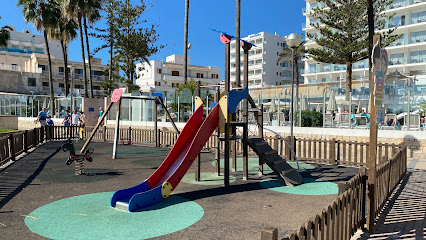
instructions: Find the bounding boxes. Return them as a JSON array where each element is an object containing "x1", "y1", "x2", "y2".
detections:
[{"x1": 0, "y1": 0, "x2": 306, "y2": 78}]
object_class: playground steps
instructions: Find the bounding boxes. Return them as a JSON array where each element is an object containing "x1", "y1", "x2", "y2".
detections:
[
  {"x1": 247, "y1": 137, "x2": 303, "y2": 187},
  {"x1": 115, "y1": 198, "x2": 131, "y2": 211}
]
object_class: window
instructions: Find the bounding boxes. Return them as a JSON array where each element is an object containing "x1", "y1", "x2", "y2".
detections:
[
  {"x1": 196, "y1": 73, "x2": 204, "y2": 78},
  {"x1": 276, "y1": 72, "x2": 279, "y2": 76},
  {"x1": 59, "y1": 67, "x2": 64, "y2": 73},
  {"x1": 28, "y1": 78, "x2": 36, "y2": 87},
  {"x1": 212, "y1": 74, "x2": 219, "y2": 79},
  {"x1": 39, "y1": 65, "x2": 46, "y2": 71},
  {"x1": 157, "y1": 68, "x2": 162, "y2": 74},
  {"x1": 172, "y1": 83, "x2": 175, "y2": 88},
  {"x1": 172, "y1": 70, "x2": 179, "y2": 76},
  {"x1": 59, "y1": 83, "x2": 65, "y2": 88},
  {"x1": 11, "y1": 64, "x2": 18, "y2": 70},
  {"x1": 176, "y1": 83, "x2": 180, "y2": 88},
  {"x1": 94, "y1": 86, "x2": 101, "y2": 90},
  {"x1": 158, "y1": 82, "x2": 161, "y2": 86}
]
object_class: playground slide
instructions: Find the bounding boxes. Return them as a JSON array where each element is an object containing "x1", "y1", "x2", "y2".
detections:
[
  {"x1": 247, "y1": 138, "x2": 303, "y2": 186},
  {"x1": 111, "y1": 105, "x2": 220, "y2": 212}
]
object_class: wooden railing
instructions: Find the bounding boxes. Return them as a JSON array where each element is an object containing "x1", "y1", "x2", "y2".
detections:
[
  {"x1": 287, "y1": 169, "x2": 368, "y2": 240},
  {"x1": 0, "y1": 127, "x2": 45, "y2": 167},
  {"x1": 374, "y1": 146, "x2": 407, "y2": 218},
  {"x1": 280, "y1": 146, "x2": 407, "y2": 240}
]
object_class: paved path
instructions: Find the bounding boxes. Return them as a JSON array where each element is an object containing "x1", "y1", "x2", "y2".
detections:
[{"x1": 353, "y1": 158, "x2": 426, "y2": 240}]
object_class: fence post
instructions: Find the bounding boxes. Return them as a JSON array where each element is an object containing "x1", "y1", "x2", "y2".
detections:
[
  {"x1": 103, "y1": 126, "x2": 107, "y2": 142},
  {"x1": 24, "y1": 130, "x2": 29, "y2": 153},
  {"x1": 330, "y1": 138, "x2": 336, "y2": 165},
  {"x1": 9, "y1": 133, "x2": 15, "y2": 161},
  {"x1": 285, "y1": 136, "x2": 291, "y2": 160},
  {"x1": 338, "y1": 182, "x2": 349, "y2": 195},
  {"x1": 261, "y1": 227, "x2": 278, "y2": 240},
  {"x1": 41, "y1": 126, "x2": 45, "y2": 142},
  {"x1": 360, "y1": 167, "x2": 367, "y2": 230}
]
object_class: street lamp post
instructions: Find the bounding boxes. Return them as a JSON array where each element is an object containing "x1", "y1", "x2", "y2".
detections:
[
  {"x1": 285, "y1": 33, "x2": 302, "y2": 156},
  {"x1": 68, "y1": 64, "x2": 76, "y2": 111}
]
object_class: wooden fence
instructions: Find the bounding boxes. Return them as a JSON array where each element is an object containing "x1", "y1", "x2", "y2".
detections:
[
  {"x1": 282, "y1": 145, "x2": 407, "y2": 240},
  {"x1": 287, "y1": 169, "x2": 367, "y2": 240},
  {"x1": 0, "y1": 127, "x2": 45, "y2": 167}
]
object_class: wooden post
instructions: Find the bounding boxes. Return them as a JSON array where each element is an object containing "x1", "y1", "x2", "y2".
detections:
[
  {"x1": 261, "y1": 227, "x2": 278, "y2": 240},
  {"x1": 112, "y1": 99, "x2": 121, "y2": 159},
  {"x1": 24, "y1": 130, "x2": 28, "y2": 153},
  {"x1": 103, "y1": 125, "x2": 107, "y2": 142},
  {"x1": 9, "y1": 133, "x2": 15, "y2": 161},
  {"x1": 330, "y1": 138, "x2": 336, "y2": 165},
  {"x1": 367, "y1": 34, "x2": 381, "y2": 232}
]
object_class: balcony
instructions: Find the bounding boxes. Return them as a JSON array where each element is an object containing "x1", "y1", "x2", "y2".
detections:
[{"x1": 0, "y1": 64, "x2": 22, "y2": 72}]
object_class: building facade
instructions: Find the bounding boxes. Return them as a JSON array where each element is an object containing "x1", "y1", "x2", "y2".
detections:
[
  {"x1": 230, "y1": 32, "x2": 304, "y2": 88},
  {"x1": 136, "y1": 54, "x2": 220, "y2": 99},
  {"x1": 303, "y1": 0, "x2": 426, "y2": 86},
  {"x1": 0, "y1": 27, "x2": 111, "y2": 97}
]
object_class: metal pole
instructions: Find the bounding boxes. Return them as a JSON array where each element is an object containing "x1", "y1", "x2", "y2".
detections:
[
  {"x1": 183, "y1": 0, "x2": 189, "y2": 83},
  {"x1": 349, "y1": 91, "x2": 352, "y2": 128},
  {"x1": 31, "y1": 92, "x2": 34, "y2": 117},
  {"x1": 112, "y1": 99, "x2": 121, "y2": 159},
  {"x1": 71, "y1": 72, "x2": 74, "y2": 111},
  {"x1": 407, "y1": 89, "x2": 411, "y2": 130},
  {"x1": 243, "y1": 42, "x2": 250, "y2": 180},
  {"x1": 224, "y1": 42, "x2": 230, "y2": 187},
  {"x1": 278, "y1": 90, "x2": 281, "y2": 125},
  {"x1": 290, "y1": 48, "x2": 295, "y2": 149},
  {"x1": 323, "y1": 89, "x2": 326, "y2": 128},
  {"x1": 154, "y1": 100, "x2": 158, "y2": 147},
  {"x1": 177, "y1": 95, "x2": 180, "y2": 122}
]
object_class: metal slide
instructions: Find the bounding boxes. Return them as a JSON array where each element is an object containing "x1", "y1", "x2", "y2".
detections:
[
  {"x1": 111, "y1": 105, "x2": 220, "y2": 212},
  {"x1": 247, "y1": 138, "x2": 303, "y2": 186}
]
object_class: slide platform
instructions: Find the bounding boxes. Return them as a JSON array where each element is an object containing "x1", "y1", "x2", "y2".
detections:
[
  {"x1": 111, "y1": 105, "x2": 220, "y2": 212},
  {"x1": 247, "y1": 137, "x2": 303, "y2": 186}
]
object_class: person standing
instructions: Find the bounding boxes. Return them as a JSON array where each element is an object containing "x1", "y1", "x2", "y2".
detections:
[
  {"x1": 99, "y1": 107, "x2": 104, "y2": 127},
  {"x1": 37, "y1": 108, "x2": 48, "y2": 126},
  {"x1": 63, "y1": 110, "x2": 71, "y2": 126},
  {"x1": 71, "y1": 110, "x2": 80, "y2": 126},
  {"x1": 78, "y1": 111, "x2": 87, "y2": 140}
]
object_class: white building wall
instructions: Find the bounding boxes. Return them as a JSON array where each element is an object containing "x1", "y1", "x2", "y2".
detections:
[
  {"x1": 136, "y1": 55, "x2": 220, "y2": 99},
  {"x1": 230, "y1": 32, "x2": 303, "y2": 88}
]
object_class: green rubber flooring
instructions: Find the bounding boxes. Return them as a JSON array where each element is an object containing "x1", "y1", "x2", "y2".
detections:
[{"x1": 25, "y1": 192, "x2": 204, "y2": 240}]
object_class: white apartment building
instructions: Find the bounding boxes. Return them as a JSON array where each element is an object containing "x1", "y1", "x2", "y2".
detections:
[
  {"x1": 303, "y1": 0, "x2": 426, "y2": 88},
  {"x1": 0, "y1": 27, "x2": 111, "y2": 96},
  {"x1": 230, "y1": 32, "x2": 304, "y2": 87},
  {"x1": 136, "y1": 54, "x2": 220, "y2": 99}
]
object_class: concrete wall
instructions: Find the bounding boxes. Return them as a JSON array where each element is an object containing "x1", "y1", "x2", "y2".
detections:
[{"x1": 0, "y1": 116, "x2": 18, "y2": 130}]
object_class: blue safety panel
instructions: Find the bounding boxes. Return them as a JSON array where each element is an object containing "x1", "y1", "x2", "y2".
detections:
[
  {"x1": 228, "y1": 87, "x2": 249, "y2": 114},
  {"x1": 210, "y1": 102, "x2": 218, "y2": 111}
]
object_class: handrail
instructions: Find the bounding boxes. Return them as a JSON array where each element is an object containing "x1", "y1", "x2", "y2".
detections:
[{"x1": 263, "y1": 127, "x2": 300, "y2": 169}]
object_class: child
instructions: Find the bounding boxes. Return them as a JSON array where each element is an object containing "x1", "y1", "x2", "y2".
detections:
[
  {"x1": 79, "y1": 111, "x2": 87, "y2": 140},
  {"x1": 47, "y1": 116, "x2": 54, "y2": 126}
]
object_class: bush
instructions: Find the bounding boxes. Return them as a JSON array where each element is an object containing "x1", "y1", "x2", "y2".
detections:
[{"x1": 294, "y1": 110, "x2": 323, "y2": 127}]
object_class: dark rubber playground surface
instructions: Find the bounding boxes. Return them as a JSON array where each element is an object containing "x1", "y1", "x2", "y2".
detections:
[{"x1": 0, "y1": 141, "x2": 358, "y2": 240}]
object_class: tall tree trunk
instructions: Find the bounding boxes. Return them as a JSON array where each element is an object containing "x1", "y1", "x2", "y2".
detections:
[
  {"x1": 78, "y1": 16, "x2": 88, "y2": 98},
  {"x1": 61, "y1": 39, "x2": 69, "y2": 97},
  {"x1": 345, "y1": 61, "x2": 353, "y2": 101},
  {"x1": 44, "y1": 30, "x2": 55, "y2": 116},
  {"x1": 235, "y1": 0, "x2": 241, "y2": 87},
  {"x1": 183, "y1": 0, "x2": 189, "y2": 83},
  {"x1": 84, "y1": 16, "x2": 93, "y2": 98}
]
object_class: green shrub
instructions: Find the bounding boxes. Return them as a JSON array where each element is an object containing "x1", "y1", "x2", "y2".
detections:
[{"x1": 294, "y1": 110, "x2": 323, "y2": 127}]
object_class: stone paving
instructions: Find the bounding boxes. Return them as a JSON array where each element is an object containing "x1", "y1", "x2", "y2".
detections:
[{"x1": 352, "y1": 158, "x2": 426, "y2": 240}]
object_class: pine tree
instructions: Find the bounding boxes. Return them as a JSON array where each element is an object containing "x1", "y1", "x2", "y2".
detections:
[{"x1": 306, "y1": 0, "x2": 400, "y2": 100}]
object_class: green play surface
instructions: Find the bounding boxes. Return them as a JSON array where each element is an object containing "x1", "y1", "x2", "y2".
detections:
[
  {"x1": 260, "y1": 178, "x2": 338, "y2": 195},
  {"x1": 25, "y1": 192, "x2": 204, "y2": 240},
  {"x1": 182, "y1": 172, "x2": 236, "y2": 185}
]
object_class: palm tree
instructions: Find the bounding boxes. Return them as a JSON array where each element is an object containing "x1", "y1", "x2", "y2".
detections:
[
  {"x1": 18, "y1": 0, "x2": 56, "y2": 116},
  {"x1": 82, "y1": 0, "x2": 102, "y2": 98},
  {"x1": 62, "y1": 0, "x2": 88, "y2": 98},
  {"x1": 183, "y1": 0, "x2": 189, "y2": 83},
  {"x1": 47, "y1": 1, "x2": 78, "y2": 97},
  {"x1": 0, "y1": 17, "x2": 10, "y2": 47}
]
